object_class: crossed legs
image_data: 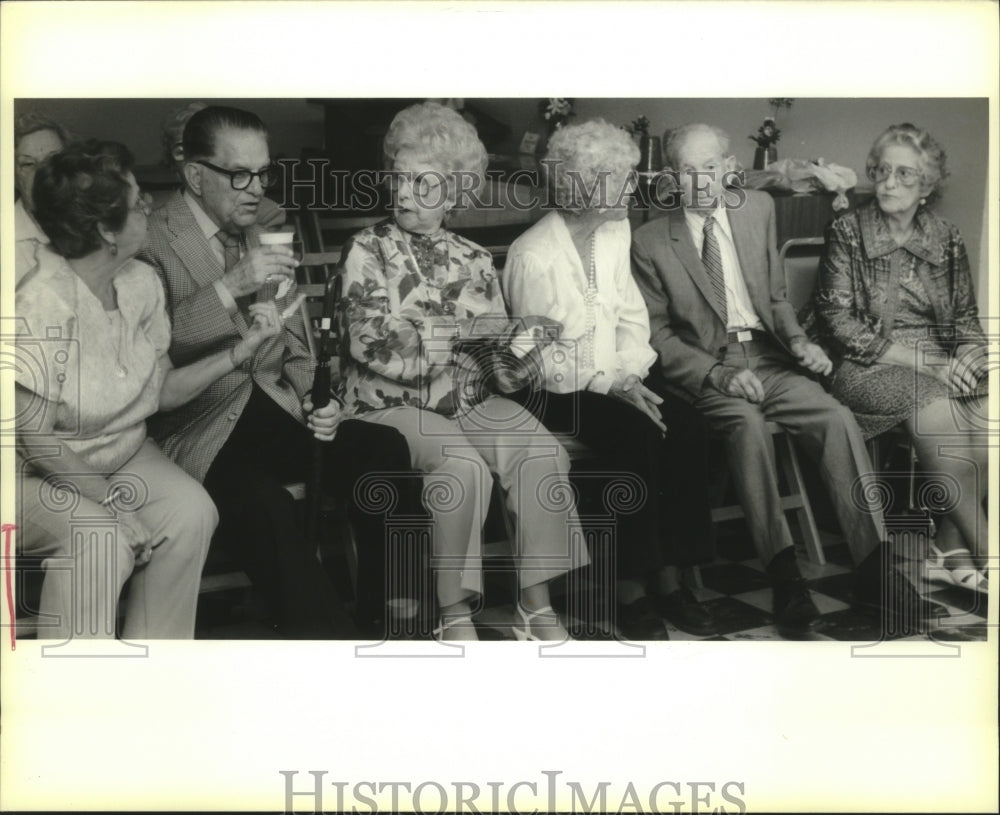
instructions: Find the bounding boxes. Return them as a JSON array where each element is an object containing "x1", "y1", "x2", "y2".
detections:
[{"x1": 905, "y1": 395, "x2": 989, "y2": 572}]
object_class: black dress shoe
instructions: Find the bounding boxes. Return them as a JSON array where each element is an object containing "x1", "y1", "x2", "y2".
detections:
[
  {"x1": 854, "y1": 562, "x2": 948, "y2": 632},
  {"x1": 653, "y1": 587, "x2": 719, "y2": 636},
  {"x1": 616, "y1": 596, "x2": 669, "y2": 641},
  {"x1": 772, "y1": 581, "x2": 821, "y2": 634}
]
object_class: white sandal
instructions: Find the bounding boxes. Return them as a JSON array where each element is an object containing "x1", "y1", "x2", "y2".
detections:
[
  {"x1": 512, "y1": 605, "x2": 569, "y2": 642},
  {"x1": 926, "y1": 543, "x2": 989, "y2": 595},
  {"x1": 433, "y1": 615, "x2": 478, "y2": 642}
]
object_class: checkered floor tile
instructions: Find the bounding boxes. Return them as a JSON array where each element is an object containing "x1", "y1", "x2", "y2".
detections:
[{"x1": 192, "y1": 522, "x2": 988, "y2": 642}]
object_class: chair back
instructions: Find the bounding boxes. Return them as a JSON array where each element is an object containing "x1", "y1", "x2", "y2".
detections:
[
  {"x1": 779, "y1": 237, "x2": 825, "y2": 312},
  {"x1": 302, "y1": 209, "x2": 384, "y2": 254},
  {"x1": 295, "y1": 251, "x2": 342, "y2": 360}
]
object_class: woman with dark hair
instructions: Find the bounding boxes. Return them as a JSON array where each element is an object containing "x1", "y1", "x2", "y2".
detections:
[
  {"x1": 14, "y1": 111, "x2": 69, "y2": 286},
  {"x1": 811, "y1": 123, "x2": 989, "y2": 595},
  {"x1": 15, "y1": 139, "x2": 283, "y2": 639}
]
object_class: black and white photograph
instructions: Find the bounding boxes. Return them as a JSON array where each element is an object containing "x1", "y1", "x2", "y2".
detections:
[{"x1": 1, "y1": 2, "x2": 997, "y2": 813}]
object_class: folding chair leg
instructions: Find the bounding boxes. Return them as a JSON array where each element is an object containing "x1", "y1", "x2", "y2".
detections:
[{"x1": 775, "y1": 432, "x2": 825, "y2": 566}]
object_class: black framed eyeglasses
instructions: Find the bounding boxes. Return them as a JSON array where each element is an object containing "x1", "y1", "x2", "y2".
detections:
[{"x1": 195, "y1": 159, "x2": 277, "y2": 191}]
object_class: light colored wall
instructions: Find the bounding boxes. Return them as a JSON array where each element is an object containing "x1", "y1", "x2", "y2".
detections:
[
  {"x1": 20, "y1": 97, "x2": 988, "y2": 311},
  {"x1": 571, "y1": 98, "x2": 989, "y2": 309},
  {"x1": 16, "y1": 98, "x2": 324, "y2": 164}
]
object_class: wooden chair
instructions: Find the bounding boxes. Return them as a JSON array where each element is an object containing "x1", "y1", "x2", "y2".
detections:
[
  {"x1": 867, "y1": 426, "x2": 921, "y2": 514},
  {"x1": 300, "y1": 209, "x2": 383, "y2": 255},
  {"x1": 710, "y1": 424, "x2": 825, "y2": 564}
]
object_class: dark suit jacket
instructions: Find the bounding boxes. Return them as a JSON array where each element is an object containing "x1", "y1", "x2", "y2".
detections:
[
  {"x1": 631, "y1": 190, "x2": 806, "y2": 402},
  {"x1": 139, "y1": 191, "x2": 314, "y2": 482}
]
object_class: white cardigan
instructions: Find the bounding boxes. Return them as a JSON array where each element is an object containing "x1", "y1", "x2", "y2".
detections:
[{"x1": 502, "y1": 211, "x2": 656, "y2": 394}]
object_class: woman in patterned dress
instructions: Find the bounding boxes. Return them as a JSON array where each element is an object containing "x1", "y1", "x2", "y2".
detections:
[
  {"x1": 338, "y1": 102, "x2": 588, "y2": 641},
  {"x1": 812, "y1": 123, "x2": 988, "y2": 594}
]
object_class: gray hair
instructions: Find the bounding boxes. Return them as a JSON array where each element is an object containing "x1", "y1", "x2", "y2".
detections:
[
  {"x1": 15, "y1": 111, "x2": 70, "y2": 149},
  {"x1": 382, "y1": 101, "x2": 488, "y2": 187},
  {"x1": 544, "y1": 118, "x2": 639, "y2": 211},
  {"x1": 866, "y1": 122, "x2": 948, "y2": 204},
  {"x1": 664, "y1": 123, "x2": 730, "y2": 168}
]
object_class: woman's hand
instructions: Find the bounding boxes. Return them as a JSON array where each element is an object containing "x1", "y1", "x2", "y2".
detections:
[
  {"x1": 790, "y1": 337, "x2": 834, "y2": 376},
  {"x1": 303, "y1": 396, "x2": 342, "y2": 442},
  {"x1": 233, "y1": 301, "x2": 284, "y2": 364},
  {"x1": 493, "y1": 357, "x2": 535, "y2": 393},
  {"x1": 117, "y1": 510, "x2": 154, "y2": 566},
  {"x1": 509, "y1": 316, "x2": 563, "y2": 350},
  {"x1": 609, "y1": 374, "x2": 667, "y2": 435}
]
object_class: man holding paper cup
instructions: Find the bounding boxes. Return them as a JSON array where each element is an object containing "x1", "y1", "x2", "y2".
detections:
[{"x1": 141, "y1": 105, "x2": 413, "y2": 639}]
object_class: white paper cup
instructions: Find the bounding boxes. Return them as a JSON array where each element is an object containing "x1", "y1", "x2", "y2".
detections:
[
  {"x1": 258, "y1": 230, "x2": 294, "y2": 246},
  {"x1": 256, "y1": 232, "x2": 296, "y2": 301}
]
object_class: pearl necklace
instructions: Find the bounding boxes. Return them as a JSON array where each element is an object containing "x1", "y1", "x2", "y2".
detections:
[{"x1": 582, "y1": 232, "x2": 598, "y2": 372}]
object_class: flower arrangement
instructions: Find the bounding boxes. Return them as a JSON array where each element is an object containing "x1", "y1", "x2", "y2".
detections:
[
  {"x1": 539, "y1": 98, "x2": 574, "y2": 133},
  {"x1": 750, "y1": 98, "x2": 794, "y2": 149},
  {"x1": 625, "y1": 115, "x2": 651, "y2": 137}
]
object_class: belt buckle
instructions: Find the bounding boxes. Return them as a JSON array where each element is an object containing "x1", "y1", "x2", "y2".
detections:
[{"x1": 736, "y1": 329, "x2": 753, "y2": 343}]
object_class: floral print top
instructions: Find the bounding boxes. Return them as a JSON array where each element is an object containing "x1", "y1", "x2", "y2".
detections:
[
  {"x1": 812, "y1": 200, "x2": 985, "y2": 367},
  {"x1": 338, "y1": 219, "x2": 508, "y2": 416}
]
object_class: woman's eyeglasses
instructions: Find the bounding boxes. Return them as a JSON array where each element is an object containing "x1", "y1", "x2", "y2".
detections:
[
  {"x1": 387, "y1": 170, "x2": 446, "y2": 201},
  {"x1": 195, "y1": 159, "x2": 278, "y2": 191},
  {"x1": 869, "y1": 163, "x2": 922, "y2": 187}
]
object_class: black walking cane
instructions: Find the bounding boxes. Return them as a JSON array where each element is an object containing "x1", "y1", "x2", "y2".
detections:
[{"x1": 305, "y1": 269, "x2": 342, "y2": 553}]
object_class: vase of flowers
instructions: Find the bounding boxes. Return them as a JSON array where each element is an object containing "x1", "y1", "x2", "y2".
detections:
[
  {"x1": 626, "y1": 115, "x2": 662, "y2": 173},
  {"x1": 539, "y1": 98, "x2": 575, "y2": 136},
  {"x1": 750, "y1": 98, "x2": 793, "y2": 169}
]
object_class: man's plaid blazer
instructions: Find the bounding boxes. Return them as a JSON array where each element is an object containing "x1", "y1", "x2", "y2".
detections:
[{"x1": 140, "y1": 191, "x2": 314, "y2": 483}]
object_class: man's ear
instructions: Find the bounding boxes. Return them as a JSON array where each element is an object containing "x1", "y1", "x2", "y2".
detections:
[
  {"x1": 723, "y1": 155, "x2": 738, "y2": 172},
  {"x1": 183, "y1": 162, "x2": 203, "y2": 196}
]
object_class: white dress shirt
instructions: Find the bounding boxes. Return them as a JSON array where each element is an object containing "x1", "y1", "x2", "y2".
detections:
[
  {"x1": 503, "y1": 211, "x2": 657, "y2": 394},
  {"x1": 684, "y1": 204, "x2": 764, "y2": 332}
]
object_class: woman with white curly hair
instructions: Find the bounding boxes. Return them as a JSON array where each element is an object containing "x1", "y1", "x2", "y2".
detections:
[
  {"x1": 503, "y1": 119, "x2": 718, "y2": 640},
  {"x1": 339, "y1": 102, "x2": 589, "y2": 641}
]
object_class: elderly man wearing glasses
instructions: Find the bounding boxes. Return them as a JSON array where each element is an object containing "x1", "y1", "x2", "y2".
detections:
[
  {"x1": 158, "y1": 101, "x2": 286, "y2": 230},
  {"x1": 140, "y1": 106, "x2": 414, "y2": 640}
]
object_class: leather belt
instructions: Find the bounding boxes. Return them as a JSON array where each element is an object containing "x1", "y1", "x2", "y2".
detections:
[{"x1": 726, "y1": 328, "x2": 769, "y2": 344}]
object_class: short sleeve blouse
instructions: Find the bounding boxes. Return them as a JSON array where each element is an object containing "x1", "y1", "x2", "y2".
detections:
[{"x1": 14, "y1": 252, "x2": 172, "y2": 473}]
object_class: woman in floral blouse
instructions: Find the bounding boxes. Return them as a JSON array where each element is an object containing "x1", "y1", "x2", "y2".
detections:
[
  {"x1": 339, "y1": 102, "x2": 588, "y2": 641},
  {"x1": 812, "y1": 123, "x2": 988, "y2": 595}
]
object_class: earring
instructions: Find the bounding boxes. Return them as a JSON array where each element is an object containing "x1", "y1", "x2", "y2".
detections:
[
  {"x1": 920, "y1": 197, "x2": 927, "y2": 206},
  {"x1": 109, "y1": 242, "x2": 118, "y2": 256}
]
